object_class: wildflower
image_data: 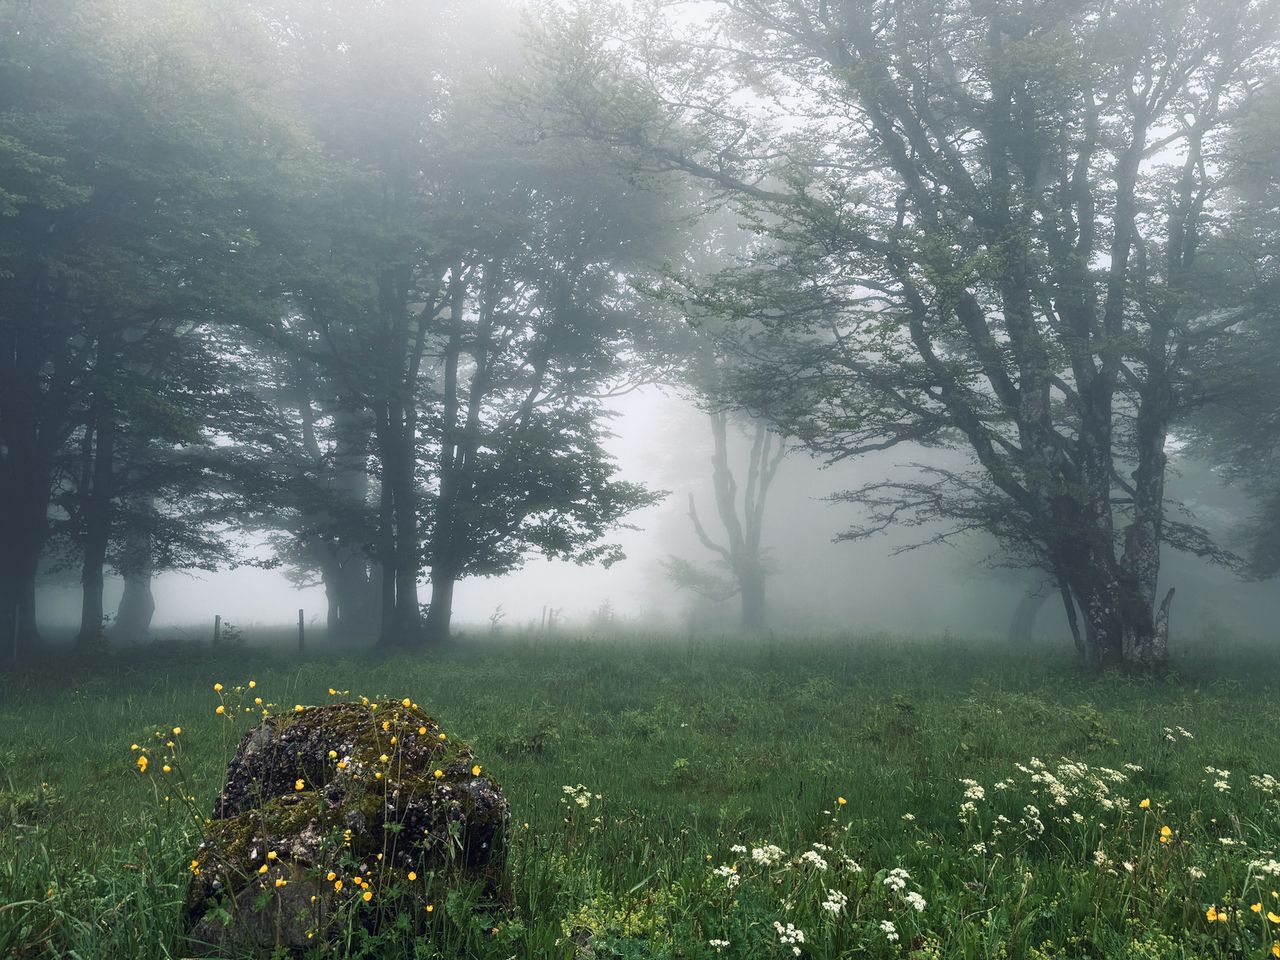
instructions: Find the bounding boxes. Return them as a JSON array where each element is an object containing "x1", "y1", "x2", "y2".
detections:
[
  {"x1": 1188, "y1": 867, "x2": 1205, "y2": 879},
  {"x1": 434, "y1": 769, "x2": 443, "y2": 779},
  {"x1": 883, "y1": 867, "x2": 910, "y2": 892},
  {"x1": 1139, "y1": 798, "x2": 1150, "y2": 809},
  {"x1": 130, "y1": 743, "x2": 139, "y2": 751},
  {"x1": 820, "y1": 889, "x2": 848, "y2": 914},
  {"x1": 248, "y1": 680, "x2": 256, "y2": 688},
  {"x1": 418, "y1": 726, "x2": 427, "y2": 735},
  {"x1": 328, "y1": 688, "x2": 337, "y2": 696},
  {"x1": 162, "y1": 764, "x2": 172, "y2": 774},
  {"x1": 905, "y1": 891, "x2": 927, "y2": 912},
  {"x1": 425, "y1": 904, "x2": 434, "y2": 913},
  {"x1": 381, "y1": 720, "x2": 390, "y2": 731},
  {"x1": 472, "y1": 765, "x2": 482, "y2": 776},
  {"x1": 190, "y1": 859, "x2": 201, "y2": 874},
  {"x1": 267, "y1": 851, "x2": 278, "y2": 861},
  {"x1": 837, "y1": 796, "x2": 847, "y2": 806},
  {"x1": 709, "y1": 939, "x2": 730, "y2": 951},
  {"x1": 1255, "y1": 903, "x2": 1264, "y2": 914},
  {"x1": 258, "y1": 865, "x2": 268, "y2": 875},
  {"x1": 1271, "y1": 912, "x2": 1280, "y2": 923},
  {"x1": 379, "y1": 754, "x2": 389, "y2": 764},
  {"x1": 172, "y1": 727, "x2": 182, "y2": 736},
  {"x1": 402, "y1": 698, "x2": 411, "y2": 707},
  {"x1": 274, "y1": 878, "x2": 287, "y2": 888},
  {"x1": 438, "y1": 733, "x2": 446, "y2": 741},
  {"x1": 880, "y1": 920, "x2": 899, "y2": 942},
  {"x1": 730, "y1": 844, "x2": 748, "y2": 854},
  {"x1": 408, "y1": 871, "x2": 417, "y2": 881},
  {"x1": 362, "y1": 891, "x2": 372, "y2": 902},
  {"x1": 136, "y1": 755, "x2": 148, "y2": 774},
  {"x1": 254, "y1": 697, "x2": 262, "y2": 705},
  {"x1": 294, "y1": 704, "x2": 304, "y2": 713},
  {"x1": 1206, "y1": 906, "x2": 1227, "y2": 922},
  {"x1": 295, "y1": 779, "x2": 305, "y2": 791},
  {"x1": 213, "y1": 683, "x2": 223, "y2": 692},
  {"x1": 1160, "y1": 825, "x2": 1172, "y2": 844},
  {"x1": 752, "y1": 845, "x2": 785, "y2": 866},
  {"x1": 326, "y1": 871, "x2": 336, "y2": 881},
  {"x1": 215, "y1": 705, "x2": 225, "y2": 715},
  {"x1": 337, "y1": 761, "x2": 348, "y2": 771},
  {"x1": 333, "y1": 880, "x2": 343, "y2": 891},
  {"x1": 375, "y1": 771, "x2": 383, "y2": 780}
]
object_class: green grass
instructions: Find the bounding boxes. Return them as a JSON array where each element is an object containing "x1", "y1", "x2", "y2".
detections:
[{"x1": 3, "y1": 631, "x2": 1280, "y2": 958}]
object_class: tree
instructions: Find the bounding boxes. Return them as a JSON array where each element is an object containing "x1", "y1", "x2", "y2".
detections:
[
  {"x1": 0, "y1": 0, "x2": 293, "y2": 658},
  {"x1": 542, "y1": 0, "x2": 1279, "y2": 670}
]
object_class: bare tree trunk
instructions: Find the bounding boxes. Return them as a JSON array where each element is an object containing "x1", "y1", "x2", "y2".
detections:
[
  {"x1": 1006, "y1": 589, "x2": 1047, "y2": 647},
  {"x1": 114, "y1": 568, "x2": 155, "y2": 643},
  {"x1": 424, "y1": 574, "x2": 454, "y2": 645}
]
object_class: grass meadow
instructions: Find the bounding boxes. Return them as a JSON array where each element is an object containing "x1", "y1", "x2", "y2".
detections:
[{"x1": 3, "y1": 630, "x2": 1280, "y2": 959}]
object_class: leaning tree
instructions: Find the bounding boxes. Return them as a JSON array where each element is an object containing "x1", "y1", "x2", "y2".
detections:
[{"x1": 541, "y1": 0, "x2": 1280, "y2": 670}]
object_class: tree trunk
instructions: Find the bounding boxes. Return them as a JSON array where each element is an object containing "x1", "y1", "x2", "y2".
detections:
[
  {"x1": 78, "y1": 411, "x2": 116, "y2": 645},
  {"x1": 1006, "y1": 589, "x2": 1047, "y2": 647},
  {"x1": 738, "y1": 565, "x2": 767, "y2": 633},
  {"x1": 114, "y1": 568, "x2": 155, "y2": 643},
  {"x1": 423, "y1": 573, "x2": 454, "y2": 645}
]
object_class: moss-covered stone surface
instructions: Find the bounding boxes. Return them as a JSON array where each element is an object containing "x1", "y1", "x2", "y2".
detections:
[{"x1": 183, "y1": 700, "x2": 507, "y2": 956}]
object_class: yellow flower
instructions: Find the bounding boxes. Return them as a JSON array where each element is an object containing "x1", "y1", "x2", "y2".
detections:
[
  {"x1": 837, "y1": 796, "x2": 847, "y2": 806},
  {"x1": 1255, "y1": 903, "x2": 1264, "y2": 914},
  {"x1": 438, "y1": 733, "x2": 446, "y2": 741},
  {"x1": 328, "y1": 750, "x2": 338, "y2": 759},
  {"x1": 425, "y1": 904, "x2": 434, "y2": 913},
  {"x1": 213, "y1": 683, "x2": 223, "y2": 692},
  {"x1": 402, "y1": 698, "x2": 411, "y2": 708},
  {"x1": 172, "y1": 727, "x2": 182, "y2": 736},
  {"x1": 336, "y1": 761, "x2": 348, "y2": 770},
  {"x1": 267, "y1": 851, "x2": 278, "y2": 861},
  {"x1": 162, "y1": 764, "x2": 172, "y2": 774},
  {"x1": 362, "y1": 891, "x2": 373, "y2": 903},
  {"x1": 248, "y1": 680, "x2": 256, "y2": 688},
  {"x1": 254, "y1": 697, "x2": 262, "y2": 705},
  {"x1": 472, "y1": 765, "x2": 482, "y2": 776},
  {"x1": 258, "y1": 864, "x2": 269, "y2": 875},
  {"x1": 1139, "y1": 798, "x2": 1150, "y2": 809},
  {"x1": 1272, "y1": 944, "x2": 1279, "y2": 959},
  {"x1": 295, "y1": 779, "x2": 305, "y2": 791},
  {"x1": 418, "y1": 726, "x2": 427, "y2": 736},
  {"x1": 379, "y1": 754, "x2": 389, "y2": 764},
  {"x1": 328, "y1": 688, "x2": 337, "y2": 696},
  {"x1": 1270, "y1": 912, "x2": 1280, "y2": 924},
  {"x1": 333, "y1": 880, "x2": 343, "y2": 891},
  {"x1": 130, "y1": 743, "x2": 139, "y2": 751},
  {"x1": 434, "y1": 769, "x2": 443, "y2": 779},
  {"x1": 327, "y1": 871, "x2": 336, "y2": 881},
  {"x1": 1159, "y1": 825, "x2": 1172, "y2": 843},
  {"x1": 408, "y1": 871, "x2": 417, "y2": 881},
  {"x1": 294, "y1": 704, "x2": 304, "y2": 713},
  {"x1": 274, "y1": 878, "x2": 287, "y2": 888},
  {"x1": 381, "y1": 721, "x2": 391, "y2": 732},
  {"x1": 375, "y1": 771, "x2": 384, "y2": 780},
  {"x1": 1207, "y1": 906, "x2": 1220, "y2": 922},
  {"x1": 136, "y1": 755, "x2": 148, "y2": 774},
  {"x1": 215, "y1": 705, "x2": 225, "y2": 715}
]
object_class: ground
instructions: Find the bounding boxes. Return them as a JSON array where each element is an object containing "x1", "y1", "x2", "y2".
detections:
[{"x1": 2, "y1": 630, "x2": 1280, "y2": 958}]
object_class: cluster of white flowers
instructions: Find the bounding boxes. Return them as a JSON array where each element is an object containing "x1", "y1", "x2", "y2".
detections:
[
  {"x1": 901, "y1": 812, "x2": 916, "y2": 822},
  {"x1": 708, "y1": 938, "x2": 730, "y2": 951},
  {"x1": 561, "y1": 784, "x2": 598, "y2": 808},
  {"x1": 1251, "y1": 773, "x2": 1280, "y2": 795},
  {"x1": 713, "y1": 864, "x2": 740, "y2": 889},
  {"x1": 752, "y1": 844, "x2": 785, "y2": 866},
  {"x1": 883, "y1": 867, "x2": 910, "y2": 892},
  {"x1": 1204, "y1": 766, "x2": 1232, "y2": 793},
  {"x1": 820, "y1": 888, "x2": 848, "y2": 915},
  {"x1": 905, "y1": 891, "x2": 927, "y2": 913},
  {"x1": 1250, "y1": 857, "x2": 1280, "y2": 877},
  {"x1": 1094, "y1": 848, "x2": 1110, "y2": 867},
  {"x1": 800, "y1": 849, "x2": 829, "y2": 871},
  {"x1": 880, "y1": 920, "x2": 899, "y2": 942},
  {"x1": 773, "y1": 921, "x2": 805, "y2": 955},
  {"x1": 1163, "y1": 725, "x2": 1194, "y2": 742},
  {"x1": 970, "y1": 842, "x2": 988, "y2": 855},
  {"x1": 1188, "y1": 866, "x2": 1206, "y2": 879},
  {"x1": 729, "y1": 844, "x2": 748, "y2": 854},
  {"x1": 961, "y1": 778, "x2": 986, "y2": 803},
  {"x1": 839, "y1": 855, "x2": 863, "y2": 873},
  {"x1": 1123, "y1": 763, "x2": 1144, "y2": 772}
]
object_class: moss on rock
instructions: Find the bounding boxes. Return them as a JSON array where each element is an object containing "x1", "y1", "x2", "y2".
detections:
[{"x1": 184, "y1": 700, "x2": 507, "y2": 955}]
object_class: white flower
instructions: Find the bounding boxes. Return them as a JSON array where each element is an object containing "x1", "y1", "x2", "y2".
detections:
[
  {"x1": 1188, "y1": 867, "x2": 1205, "y2": 880},
  {"x1": 883, "y1": 867, "x2": 910, "y2": 892},
  {"x1": 752, "y1": 844, "x2": 786, "y2": 866},
  {"x1": 901, "y1": 812, "x2": 916, "y2": 822},
  {"x1": 880, "y1": 920, "x2": 899, "y2": 942},
  {"x1": 730, "y1": 844, "x2": 748, "y2": 854},
  {"x1": 970, "y1": 842, "x2": 987, "y2": 855},
  {"x1": 905, "y1": 891, "x2": 927, "y2": 913},
  {"x1": 1250, "y1": 858, "x2": 1280, "y2": 877},
  {"x1": 801, "y1": 850, "x2": 829, "y2": 870},
  {"x1": 709, "y1": 939, "x2": 730, "y2": 951},
  {"x1": 820, "y1": 888, "x2": 848, "y2": 915}
]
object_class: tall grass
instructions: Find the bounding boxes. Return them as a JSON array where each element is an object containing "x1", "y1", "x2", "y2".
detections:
[{"x1": 2, "y1": 632, "x2": 1279, "y2": 958}]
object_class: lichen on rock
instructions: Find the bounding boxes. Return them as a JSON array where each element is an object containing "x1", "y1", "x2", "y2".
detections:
[{"x1": 183, "y1": 700, "x2": 507, "y2": 955}]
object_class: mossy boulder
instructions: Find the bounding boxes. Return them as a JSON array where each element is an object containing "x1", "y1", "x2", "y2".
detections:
[{"x1": 183, "y1": 700, "x2": 507, "y2": 955}]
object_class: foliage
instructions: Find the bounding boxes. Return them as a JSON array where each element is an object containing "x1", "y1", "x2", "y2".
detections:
[{"x1": 4, "y1": 632, "x2": 1280, "y2": 956}]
